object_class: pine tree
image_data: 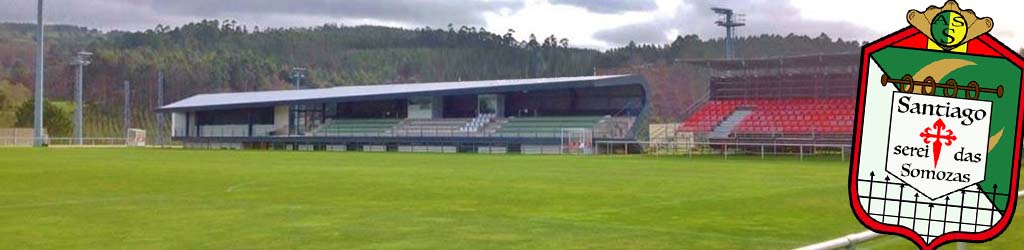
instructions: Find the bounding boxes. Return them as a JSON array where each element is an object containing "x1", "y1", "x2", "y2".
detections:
[{"x1": 14, "y1": 100, "x2": 73, "y2": 137}]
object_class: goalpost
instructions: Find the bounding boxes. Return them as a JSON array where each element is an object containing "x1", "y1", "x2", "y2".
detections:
[
  {"x1": 559, "y1": 128, "x2": 593, "y2": 155},
  {"x1": 127, "y1": 129, "x2": 146, "y2": 147}
]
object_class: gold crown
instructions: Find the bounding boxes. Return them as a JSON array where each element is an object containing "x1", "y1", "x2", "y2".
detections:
[{"x1": 907, "y1": 0, "x2": 993, "y2": 51}]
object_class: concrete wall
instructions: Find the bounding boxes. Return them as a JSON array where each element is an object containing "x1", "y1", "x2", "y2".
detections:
[
  {"x1": 274, "y1": 105, "x2": 289, "y2": 133},
  {"x1": 408, "y1": 96, "x2": 445, "y2": 119},
  {"x1": 478, "y1": 94, "x2": 505, "y2": 116},
  {"x1": 187, "y1": 112, "x2": 198, "y2": 136},
  {"x1": 363, "y1": 145, "x2": 387, "y2": 152},
  {"x1": 199, "y1": 125, "x2": 249, "y2": 137},
  {"x1": 408, "y1": 97, "x2": 432, "y2": 119},
  {"x1": 398, "y1": 145, "x2": 457, "y2": 153},
  {"x1": 521, "y1": 145, "x2": 563, "y2": 154},
  {"x1": 171, "y1": 112, "x2": 186, "y2": 137},
  {"x1": 184, "y1": 142, "x2": 243, "y2": 150},
  {"x1": 432, "y1": 96, "x2": 445, "y2": 118},
  {"x1": 478, "y1": 146, "x2": 507, "y2": 154}
]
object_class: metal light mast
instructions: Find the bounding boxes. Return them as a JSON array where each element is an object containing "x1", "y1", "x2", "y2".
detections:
[
  {"x1": 123, "y1": 80, "x2": 131, "y2": 140},
  {"x1": 33, "y1": 0, "x2": 44, "y2": 147},
  {"x1": 290, "y1": 67, "x2": 307, "y2": 89},
  {"x1": 71, "y1": 51, "x2": 91, "y2": 145},
  {"x1": 712, "y1": 7, "x2": 746, "y2": 59},
  {"x1": 156, "y1": 72, "x2": 164, "y2": 147},
  {"x1": 289, "y1": 67, "x2": 307, "y2": 135}
]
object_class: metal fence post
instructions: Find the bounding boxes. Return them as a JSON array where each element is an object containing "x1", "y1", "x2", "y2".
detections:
[
  {"x1": 688, "y1": 141, "x2": 692, "y2": 158},
  {"x1": 587, "y1": 141, "x2": 855, "y2": 159}
]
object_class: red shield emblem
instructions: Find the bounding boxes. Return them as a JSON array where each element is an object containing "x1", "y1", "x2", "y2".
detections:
[{"x1": 849, "y1": 1, "x2": 1024, "y2": 249}]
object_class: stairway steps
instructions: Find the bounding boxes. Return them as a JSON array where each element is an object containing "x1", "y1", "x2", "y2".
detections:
[{"x1": 709, "y1": 109, "x2": 753, "y2": 138}]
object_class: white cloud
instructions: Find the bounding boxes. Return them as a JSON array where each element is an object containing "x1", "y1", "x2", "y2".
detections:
[
  {"x1": 483, "y1": 0, "x2": 656, "y2": 49},
  {"x1": 791, "y1": 0, "x2": 1024, "y2": 50},
  {"x1": 1, "y1": 0, "x2": 1020, "y2": 51}
]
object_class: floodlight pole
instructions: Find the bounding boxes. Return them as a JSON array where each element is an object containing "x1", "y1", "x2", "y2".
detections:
[
  {"x1": 289, "y1": 67, "x2": 306, "y2": 135},
  {"x1": 33, "y1": 0, "x2": 44, "y2": 147},
  {"x1": 156, "y1": 72, "x2": 164, "y2": 147},
  {"x1": 71, "y1": 51, "x2": 91, "y2": 145},
  {"x1": 291, "y1": 68, "x2": 306, "y2": 89},
  {"x1": 123, "y1": 80, "x2": 131, "y2": 140},
  {"x1": 712, "y1": 7, "x2": 745, "y2": 59}
]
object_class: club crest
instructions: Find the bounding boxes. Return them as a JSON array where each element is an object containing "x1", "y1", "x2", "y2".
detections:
[{"x1": 850, "y1": 1, "x2": 1024, "y2": 249}]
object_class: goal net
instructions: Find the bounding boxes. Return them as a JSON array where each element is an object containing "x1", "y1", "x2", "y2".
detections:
[
  {"x1": 560, "y1": 128, "x2": 593, "y2": 155},
  {"x1": 127, "y1": 129, "x2": 147, "y2": 147}
]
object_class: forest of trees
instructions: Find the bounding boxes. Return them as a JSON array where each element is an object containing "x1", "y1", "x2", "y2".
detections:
[
  {"x1": 0, "y1": 21, "x2": 606, "y2": 136},
  {"x1": 597, "y1": 33, "x2": 861, "y2": 67},
  {"x1": 0, "y1": 20, "x2": 980, "y2": 138},
  {"x1": 0, "y1": 21, "x2": 599, "y2": 115}
]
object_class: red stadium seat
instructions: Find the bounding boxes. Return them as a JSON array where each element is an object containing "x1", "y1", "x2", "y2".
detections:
[{"x1": 677, "y1": 98, "x2": 855, "y2": 136}]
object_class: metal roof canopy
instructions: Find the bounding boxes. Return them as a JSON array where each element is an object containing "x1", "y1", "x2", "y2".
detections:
[{"x1": 158, "y1": 75, "x2": 647, "y2": 112}]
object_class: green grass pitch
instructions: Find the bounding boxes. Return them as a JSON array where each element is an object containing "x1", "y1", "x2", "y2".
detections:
[{"x1": 0, "y1": 148, "x2": 1021, "y2": 249}]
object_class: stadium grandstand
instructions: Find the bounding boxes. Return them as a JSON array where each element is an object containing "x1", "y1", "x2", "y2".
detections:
[
  {"x1": 157, "y1": 75, "x2": 649, "y2": 154},
  {"x1": 677, "y1": 53, "x2": 858, "y2": 146}
]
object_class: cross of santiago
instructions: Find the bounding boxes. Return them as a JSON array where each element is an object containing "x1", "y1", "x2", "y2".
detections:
[{"x1": 920, "y1": 119, "x2": 957, "y2": 168}]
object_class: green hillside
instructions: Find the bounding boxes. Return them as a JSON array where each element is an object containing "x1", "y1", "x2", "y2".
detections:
[{"x1": 0, "y1": 21, "x2": 864, "y2": 138}]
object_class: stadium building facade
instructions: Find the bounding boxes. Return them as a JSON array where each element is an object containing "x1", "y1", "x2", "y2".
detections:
[
  {"x1": 158, "y1": 75, "x2": 649, "y2": 154},
  {"x1": 677, "y1": 53, "x2": 858, "y2": 145}
]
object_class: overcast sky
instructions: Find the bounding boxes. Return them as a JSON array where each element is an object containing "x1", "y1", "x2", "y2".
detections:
[{"x1": 3, "y1": 0, "x2": 1022, "y2": 51}]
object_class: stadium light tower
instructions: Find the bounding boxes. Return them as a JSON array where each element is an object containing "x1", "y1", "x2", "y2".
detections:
[
  {"x1": 33, "y1": 0, "x2": 45, "y2": 147},
  {"x1": 712, "y1": 7, "x2": 746, "y2": 59},
  {"x1": 71, "y1": 51, "x2": 92, "y2": 145},
  {"x1": 289, "y1": 67, "x2": 307, "y2": 135},
  {"x1": 156, "y1": 72, "x2": 164, "y2": 147},
  {"x1": 123, "y1": 80, "x2": 130, "y2": 140},
  {"x1": 290, "y1": 67, "x2": 307, "y2": 89}
]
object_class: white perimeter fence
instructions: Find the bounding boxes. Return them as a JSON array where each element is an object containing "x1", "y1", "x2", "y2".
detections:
[
  {"x1": 0, "y1": 137, "x2": 139, "y2": 147},
  {"x1": 796, "y1": 189, "x2": 1024, "y2": 250},
  {"x1": 596, "y1": 140, "x2": 851, "y2": 160}
]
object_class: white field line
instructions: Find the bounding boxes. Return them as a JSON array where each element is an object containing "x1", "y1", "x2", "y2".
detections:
[
  {"x1": 0, "y1": 195, "x2": 171, "y2": 209},
  {"x1": 576, "y1": 183, "x2": 844, "y2": 218},
  {"x1": 0, "y1": 181, "x2": 320, "y2": 210},
  {"x1": 225, "y1": 181, "x2": 258, "y2": 193},
  {"x1": 524, "y1": 214, "x2": 804, "y2": 245}
]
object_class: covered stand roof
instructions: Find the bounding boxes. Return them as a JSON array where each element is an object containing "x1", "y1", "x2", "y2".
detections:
[{"x1": 158, "y1": 75, "x2": 646, "y2": 112}]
